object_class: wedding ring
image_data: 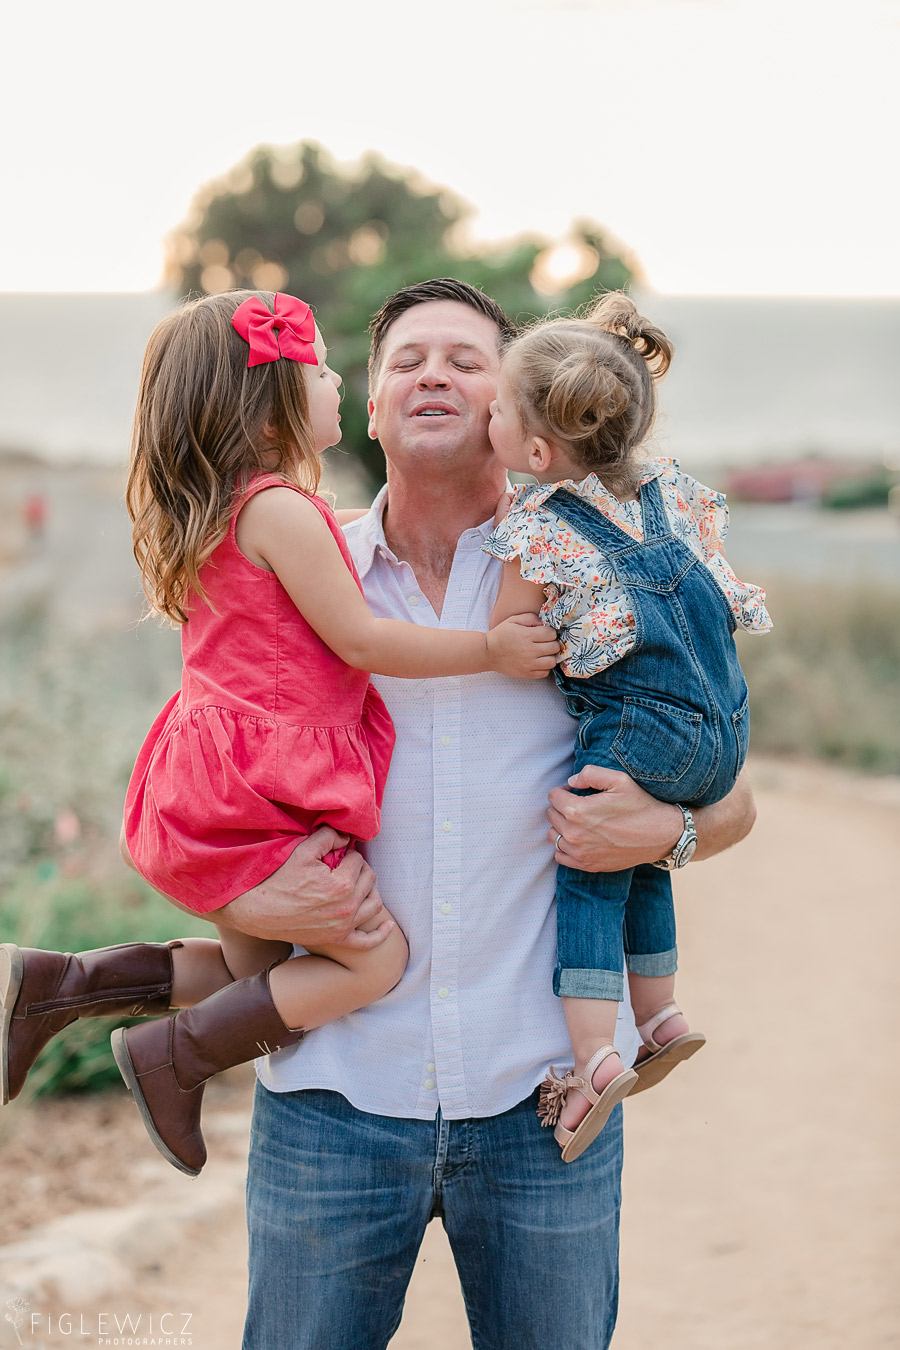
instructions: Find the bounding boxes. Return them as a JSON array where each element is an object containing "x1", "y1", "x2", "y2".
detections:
[{"x1": 555, "y1": 833, "x2": 563, "y2": 851}]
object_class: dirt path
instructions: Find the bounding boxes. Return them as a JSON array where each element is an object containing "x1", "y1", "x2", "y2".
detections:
[{"x1": 3, "y1": 756, "x2": 896, "y2": 1348}]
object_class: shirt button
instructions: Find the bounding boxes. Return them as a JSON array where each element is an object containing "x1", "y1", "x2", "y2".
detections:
[
  {"x1": 426, "y1": 1062, "x2": 436, "y2": 1072},
  {"x1": 440, "y1": 903, "x2": 452, "y2": 914},
  {"x1": 423, "y1": 1078, "x2": 435, "y2": 1090},
  {"x1": 441, "y1": 820, "x2": 453, "y2": 833},
  {"x1": 439, "y1": 734, "x2": 451, "y2": 747},
  {"x1": 437, "y1": 987, "x2": 450, "y2": 999},
  {"x1": 408, "y1": 595, "x2": 420, "y2": 607}
]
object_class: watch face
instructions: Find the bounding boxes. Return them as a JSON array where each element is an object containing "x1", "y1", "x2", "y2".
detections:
[{"x1": 677, "y1": 836, "x2": 698, "y2": 867}]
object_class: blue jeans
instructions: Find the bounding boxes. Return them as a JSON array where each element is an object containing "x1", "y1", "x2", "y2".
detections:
[{"x1": 243, "y1": 1084, "x2": 623, "y2": 1349}]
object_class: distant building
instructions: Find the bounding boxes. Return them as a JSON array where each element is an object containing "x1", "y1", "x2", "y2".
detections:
[{"x1": 0, "y1": 290, "x2": 898, "y2": 471}]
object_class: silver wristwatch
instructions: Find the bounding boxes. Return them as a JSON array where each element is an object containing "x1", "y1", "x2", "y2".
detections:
[{"x1": 652, "y1": 804, "x2": 698, "y2": 870}]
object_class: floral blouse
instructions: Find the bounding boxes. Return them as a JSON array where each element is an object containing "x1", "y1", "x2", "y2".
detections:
[{"x1": 484, "y1": 457, "x2": 772, "y2": 679}]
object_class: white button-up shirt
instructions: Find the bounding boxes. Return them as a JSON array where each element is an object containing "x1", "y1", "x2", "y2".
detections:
[{"x1": 258, "y1": 488, "x2": 639, "y2": 1118}]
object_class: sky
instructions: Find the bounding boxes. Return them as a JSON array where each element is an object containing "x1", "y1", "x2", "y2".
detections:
[{"x1": 2, "y1": 0, "x2": 898, "y2": 296}]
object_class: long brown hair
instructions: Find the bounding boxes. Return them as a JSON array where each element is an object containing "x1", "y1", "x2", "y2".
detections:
[
  {"x1": 127, "y1": 290, "x2": 321, "y2": 623},
  {"x1": 503, "y1": 292, "x2": 673, "y2": 496}
]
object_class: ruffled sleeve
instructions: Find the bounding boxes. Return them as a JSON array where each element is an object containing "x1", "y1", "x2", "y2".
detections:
[
  {"x1": 667, "y1": 466, "x2": 772, "y2": 634},
  {"x1": 483, "y1": 482, "x2": 624, "y2": 590},
  {"x1": 483, "y1": 484, "x2": 565, "y2": 586},
  {"x1": 666, "y1": 465, "x2": 731, "y2": 560}
]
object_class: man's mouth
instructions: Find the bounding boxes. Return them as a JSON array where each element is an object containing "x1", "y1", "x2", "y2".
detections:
[{"x1": 412, "y1": 402, "x2": 457, "y2": 417}]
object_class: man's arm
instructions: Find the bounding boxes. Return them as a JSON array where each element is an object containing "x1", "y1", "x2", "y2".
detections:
[
  {"x1": 546, "y1": 766, "x2": 755, "y2": 872},
  {"x1": 120, "y1": 823, "x2": 392, "y2": 949}
]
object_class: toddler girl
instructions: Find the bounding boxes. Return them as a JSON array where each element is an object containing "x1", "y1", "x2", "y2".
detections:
[
  {"x1": 484, "y1": 292, "x2": 770, "y2": 1162},
  {"x1": 0, "y1": 290, "x2": 557, "y2": 1175}
]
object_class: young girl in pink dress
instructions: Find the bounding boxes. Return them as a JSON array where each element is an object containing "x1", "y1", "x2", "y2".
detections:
[{"x1": 0, "y1": 290, "x2": 557, "y2": 1176}]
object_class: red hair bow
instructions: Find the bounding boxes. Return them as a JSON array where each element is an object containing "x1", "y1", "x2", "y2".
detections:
[{"x1": 231, "y1": 293, "x2": 318, "y2": 368}]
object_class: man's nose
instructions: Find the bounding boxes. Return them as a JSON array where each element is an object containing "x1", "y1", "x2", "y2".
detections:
[{"x1": 416, "y1": 360, "x2": 450, "y2": 388}]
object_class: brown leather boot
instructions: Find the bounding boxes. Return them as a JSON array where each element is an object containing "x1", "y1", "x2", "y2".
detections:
[
  {"x1": 0, "y1": 941, "x2": 178, "y2": 1105},
  {"x1": 111, "y1": 966, "x2": 304, "y2": 1177}
]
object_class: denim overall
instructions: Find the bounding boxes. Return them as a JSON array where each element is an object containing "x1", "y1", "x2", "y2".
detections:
[{"x1": 548, "y1": 476, "x2": 750, "y2": 1002}]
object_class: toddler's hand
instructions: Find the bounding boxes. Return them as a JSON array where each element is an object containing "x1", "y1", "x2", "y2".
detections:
[{"x1": 486, "y1": 613, "x2": 559, "y2": 679}]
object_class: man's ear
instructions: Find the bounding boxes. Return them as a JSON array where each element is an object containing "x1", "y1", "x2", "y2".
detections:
[
  {"x1": 367, "y1": 398, "x2": 378, "y2": 441},
  {"x1": 528, "y1": 437, "x2": 554, "y2": 475}
]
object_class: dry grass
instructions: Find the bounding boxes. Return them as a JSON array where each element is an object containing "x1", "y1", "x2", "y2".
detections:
[{"x1": 737, "y1": 578, "x2": 900, "y2": 773}]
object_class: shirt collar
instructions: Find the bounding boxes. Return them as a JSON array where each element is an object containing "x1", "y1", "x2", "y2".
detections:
[
  {"x1": 346, "y1": 484, "x2": 390, "y2": 579},
  {"x1": 346, "y1": 483, "x2": 502, "y2": 578}
]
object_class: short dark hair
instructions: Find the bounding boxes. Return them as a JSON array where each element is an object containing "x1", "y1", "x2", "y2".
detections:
[{"x1": 367, "y1": 278, "x2": 517, "y2": 386}]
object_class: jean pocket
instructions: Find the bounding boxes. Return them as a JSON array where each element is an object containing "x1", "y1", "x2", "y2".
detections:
[
  {"x1": 576, "y1": 708, "x2": 606, "y2": 751},
  {"x1": 732, "y1": 696, "x2": 750, "y2": 774},
  {"x1": 611, "y1": 696, "x2": 703, "y2": 783}
]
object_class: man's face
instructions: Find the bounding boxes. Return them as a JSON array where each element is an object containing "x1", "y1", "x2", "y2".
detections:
[{"x1": 367, "y1": 301, "x2": 502, "y2": 471}]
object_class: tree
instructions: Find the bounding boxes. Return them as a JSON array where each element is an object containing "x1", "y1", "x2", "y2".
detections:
[{"x1": 165, "y1": 141, "x2": 636, "y2": 488}]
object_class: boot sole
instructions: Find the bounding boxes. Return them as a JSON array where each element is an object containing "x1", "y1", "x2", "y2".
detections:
[
  {"x1": 0, "y1": 943, "x2": 25, "y2": 1106},
  {"x1": 111, "y1": 1027, "x2": 200, "y2": 1179}
]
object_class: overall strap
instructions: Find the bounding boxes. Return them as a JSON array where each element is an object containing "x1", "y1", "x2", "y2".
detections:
[{"x1": 635, "y1": 475, "x2": 672, "y2": 540}]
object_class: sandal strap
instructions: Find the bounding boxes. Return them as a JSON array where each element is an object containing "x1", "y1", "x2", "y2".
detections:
[
  {"x1": 536, "y1": 1044, "x2": 621, "y2": 1126},
  {"x1": 582, "y1": 1044, "x2": 620, "y2": 1084},
  {"x1": 636, "y1": 1003, "x2": 682, "y2": 1052},
  {"x1": 568, "y1": 1045, "x2": 621, "y2": 1109}
]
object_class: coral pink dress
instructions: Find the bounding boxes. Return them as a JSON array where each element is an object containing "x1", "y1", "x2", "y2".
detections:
[{"x1": 124, "y1": 475, "x2": 396, "y2": 914}]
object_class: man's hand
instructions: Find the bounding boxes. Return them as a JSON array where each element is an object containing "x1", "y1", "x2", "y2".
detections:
[
  {"x1": 214, "y1": 828, "x2": 392, "y2": 950},
  {"x1": 547, "y1": 766, "x2": 755, "y2": 872}
]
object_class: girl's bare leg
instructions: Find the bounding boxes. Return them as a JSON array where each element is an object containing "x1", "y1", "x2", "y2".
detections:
[
  {"x1": 176, "y1": 891, "x2": 407, "y2": 1031},
  {"x1": 122, "y1": 822, "x2": 293, "y2": 1001},
  {"x1": 267, "y1": 887, "x2": 408, "y2": 1031},
  {"x1": 559, "y1": 996, "x2": 627, "y2": 1132},
  {"x1": 168, "y1": 938, "x2": 235, "y2": 1007},
  {"x1": 627, "y1": 972, "x2": 691, "y2": 1056},
  {"x1": 214, "y1": 928, "x2": 294, "y2": 982},
  {"x1": 122, "y1": 821, "x2": 405, "y2": 1024}
]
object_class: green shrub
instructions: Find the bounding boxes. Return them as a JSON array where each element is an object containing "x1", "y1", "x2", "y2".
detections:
[{"x1": 822, "y1": 470, "x2": 892, "y2": 511}]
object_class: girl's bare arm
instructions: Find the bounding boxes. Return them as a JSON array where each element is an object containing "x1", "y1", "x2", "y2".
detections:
[
  {"x1": 490, "y1": 558, "x2": 547, "y2": 627},
  {"x1": 237, "y1": 488, "x2": 559, "y2": 680}
]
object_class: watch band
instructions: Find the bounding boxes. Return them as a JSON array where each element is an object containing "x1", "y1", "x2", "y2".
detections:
[{"x1": 651, "y1": 804, "x2": 698, "y2": 871}]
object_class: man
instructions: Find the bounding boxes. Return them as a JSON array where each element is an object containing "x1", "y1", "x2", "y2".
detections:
[{"x1": 217, "y1": 279, "x2": 755, "y2": 1349}]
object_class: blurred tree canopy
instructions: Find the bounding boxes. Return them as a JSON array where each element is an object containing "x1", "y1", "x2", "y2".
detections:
[{"x1": 165, "y1": 141, "x2": 637, "y2": 489}]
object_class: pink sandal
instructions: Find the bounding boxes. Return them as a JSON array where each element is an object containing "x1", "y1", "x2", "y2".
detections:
[
  {"x1": 537, "y1": 1045, "x2": 638, "y2": 1163},
  {"x1": 630, "y1": 1003, "x2": 706, "y2": 1095}
]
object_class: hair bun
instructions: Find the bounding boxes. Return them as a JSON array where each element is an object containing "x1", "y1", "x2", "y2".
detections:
[
  {"x1": 587, "y1": 292, "x2": 672, "y2": 378},
  {"x1": 546, "y1": 353, "x2": 629, "y2": 443}
]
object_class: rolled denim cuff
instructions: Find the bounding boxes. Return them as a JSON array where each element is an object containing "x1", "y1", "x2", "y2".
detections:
[
  {"x1": 553, "y1": 966, "x2": 624, "y2": 1001},
  {"x1": 625, "y1": 947, "x2": 678, "y2": 977}
]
